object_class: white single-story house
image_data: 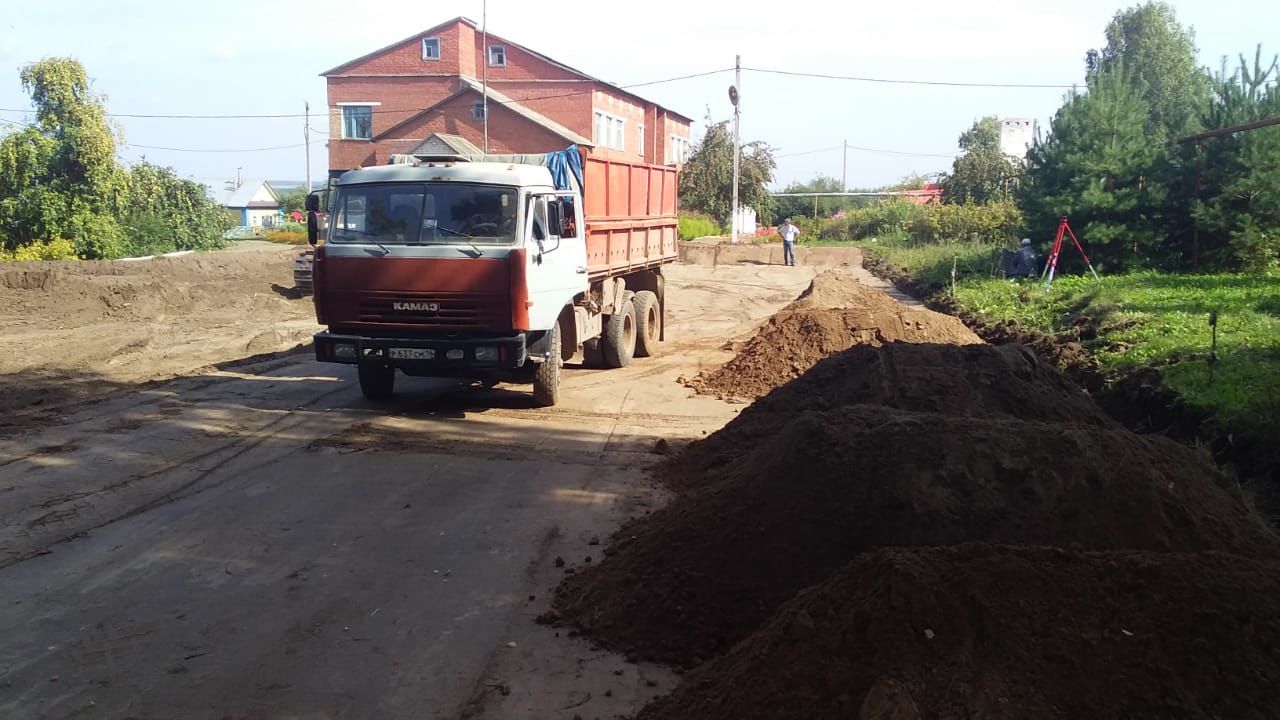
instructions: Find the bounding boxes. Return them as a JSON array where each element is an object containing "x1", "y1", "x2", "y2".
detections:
[{"x1": 215, "y1": 179, "x2": 283, "y2": 228}]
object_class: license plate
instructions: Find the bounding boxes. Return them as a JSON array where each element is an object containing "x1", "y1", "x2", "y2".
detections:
[{"x1": 389, "y1": 348, "x2": 435, "y2": 360}]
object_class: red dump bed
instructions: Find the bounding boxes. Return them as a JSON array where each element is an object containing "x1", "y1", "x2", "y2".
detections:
[{"x1": 580, "y1": 153, "x2": 679, "y2": 281}]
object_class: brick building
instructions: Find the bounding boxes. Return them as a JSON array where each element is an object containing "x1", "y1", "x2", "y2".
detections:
[{"x1": 322, "y1": 17, "x2": 693, "y2": 177}]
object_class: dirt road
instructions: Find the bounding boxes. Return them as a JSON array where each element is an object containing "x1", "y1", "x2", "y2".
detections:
[{"x1": 0, "y1": 256, "x2": 818, "y2": 719}]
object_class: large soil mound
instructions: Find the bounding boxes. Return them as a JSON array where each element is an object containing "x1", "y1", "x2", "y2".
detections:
[
  {"x1": 687, "y1": 270, "x2": 980, "y2": 398},
  {"x1": 667, "y1": 342, "x2": 1116, "y2": 492},
  {"x1": 0, "y1": 246, "x2": 317, "y2": 415},
  {"x1": 639, "y1": 544, "x2": 1280, "y2": 720},
  {"x1": 553, "y1": 403, "x2": 1272, "y2": 666}
]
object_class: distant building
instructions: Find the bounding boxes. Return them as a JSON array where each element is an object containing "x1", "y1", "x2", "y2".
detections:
[
  {"x1": 900, "y1": 183, "x2": 943, "y2": 205},
  {"x1": 215, "y1": 178, "x2": 282, "y2": 228},
  {"x1": 1000, "y1": 118, "x2": 1038, "y2": 162},
  {"x1": 320, "y1": 16, "x2": 693, "y2": 176}
]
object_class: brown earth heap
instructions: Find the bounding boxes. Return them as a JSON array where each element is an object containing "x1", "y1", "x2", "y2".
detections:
[
  {"x1": 553, "y1": 400, "x2": 1272, "y2": 667},
  {"x1": 0, "y1": 247, "x2": 317, "y2": 416},
  {"x1": 686, "y1": 270, "x2": 980, "y2": 399},
  {"x1": 638, "y1": 544, "x2": 1280, "y2": 720}
]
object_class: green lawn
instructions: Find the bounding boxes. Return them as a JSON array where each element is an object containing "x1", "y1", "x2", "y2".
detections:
[{"x1": 868, "y1": 244, "x2": 1280, "y2": 442}]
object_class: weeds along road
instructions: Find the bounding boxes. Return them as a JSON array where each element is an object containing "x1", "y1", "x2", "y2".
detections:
[{"x1": 0, "y1": 259, "x2": 821, "y2": 720}]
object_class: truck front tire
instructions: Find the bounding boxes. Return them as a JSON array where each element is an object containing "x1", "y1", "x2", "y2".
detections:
[
  {"x1": 601, "y1": 296, "x2": 637, "y2": 368},
  {"x1": 633, "y1": 290, "x2": 660, "y2": 358},
  {"x1": 358, "y1": 362, "x2": 396, "y2": 401},
  {"x1": 532, "y1": 322, "x2": 562, "y2": 407}
]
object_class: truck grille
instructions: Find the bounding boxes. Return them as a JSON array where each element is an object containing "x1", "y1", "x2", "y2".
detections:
[{"x1": 356, "y1": 294, "x2": 509, "y2": 330}]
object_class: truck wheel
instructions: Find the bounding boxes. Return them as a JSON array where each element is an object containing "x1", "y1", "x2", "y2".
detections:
[
  {"x1": 601, "y1": 296, "x2": 637, "y2": 368},
  {"x1": 358, "y1": 362, "x2": 396, "y2": 401},
  {"x1": 532, "y1": 322, "x2": 562, "y2": 407},
  {"x1": 633, "y1": 290, "x2": 660, "y2": 358}
]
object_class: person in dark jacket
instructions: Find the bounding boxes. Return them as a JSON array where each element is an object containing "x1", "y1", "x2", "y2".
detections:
[{"x1": 1010, "y1": 238, "x2": 1038, "y2": 278}]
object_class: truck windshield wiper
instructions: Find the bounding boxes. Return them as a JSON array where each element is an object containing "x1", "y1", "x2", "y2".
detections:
[
  {"x1": 335, "y1": 229, "x2": 391, "y2": 255},
  {"x1": 435, "y1": 225, "x2": 485, "y2": 256}
]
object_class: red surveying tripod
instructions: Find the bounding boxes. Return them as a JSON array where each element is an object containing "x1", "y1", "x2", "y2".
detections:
[{"x1": 1042, "y1": 217, "x2": 1100, "y2": 291}]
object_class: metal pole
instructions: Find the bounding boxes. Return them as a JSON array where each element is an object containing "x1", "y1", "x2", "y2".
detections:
[
  {"x1": 731, "y1": 54, "x2": 741, "y2": 244},
  {"x1": 304, "y1": 101, "x2": 312, "y2": 193},
  {"x1": 482, "y1": 0, "x2": 490, "y2": 153},
  {"x1": 842, "y1": 139, "x2": 847, "y2": 191}
]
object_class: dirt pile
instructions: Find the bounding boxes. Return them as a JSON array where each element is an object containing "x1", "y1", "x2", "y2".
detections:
[
  {"x1": 638, "y1": 544, "x2": 1280, "y2": 720},
  {"x1": 686, "y1": 270, "x2": 980, "y2": 399},
  {"x1": 667, "y1": 342, "x2": 1115, "y2": 492},
  {"x1": 0, "y1": 246, "x2": 317, "y2": 415},
  {"x1": 552, "y1": 401, "x2": 1272, "y2": 666}
]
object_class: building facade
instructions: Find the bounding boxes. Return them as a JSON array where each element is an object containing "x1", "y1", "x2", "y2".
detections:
[
  {"x1": 322, "y1": 18, "x2": 693, "y2": 176},
  {"x1": 999, "y1": 118, "x2": 1038, "y2": 162}
]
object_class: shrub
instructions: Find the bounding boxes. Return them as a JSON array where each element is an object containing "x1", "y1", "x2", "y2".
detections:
[
  {"x1": 678, "y1": 213, "x2": 722, "y2": 241},
  {"x1": 818, "y1": 201, "x2": 1022, "y2": 246},
  {"x1": 262, "y1": 229, "x2": 309, "y2": 245},
  {"x1": 122, "y1": 211, "x2": 177, "y2": 257},
  {"x1": 0, "y1": 238, "x2": 78, "y2": 261}
]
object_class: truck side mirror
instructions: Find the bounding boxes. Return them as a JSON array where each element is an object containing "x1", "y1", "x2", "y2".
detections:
[
  {"x1": 547, "y1": 200, "x2": 565, "y2": 238},
  {"x1": 305, "y1": 193, "x2": 321, "y2": 212}
]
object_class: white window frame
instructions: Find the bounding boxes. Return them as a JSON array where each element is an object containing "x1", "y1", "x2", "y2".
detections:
[
  {"x1": 337, "y1": 102, "x2": 380, "y2": 140},
  {"x1": 638, "y1": 124, "x2": 645, "y2": 157},
  {"x1": 488, "y1": 45, "x2": 507, "y2": 67},
  {"x1": 594, "y1": 110, "x2": 626, "y2": 151},
  {"x1": 669, "y1": 135, "x2": 691, "y2": 164},
  {"x1": 422, "y1": 37, "x2": 441, "y2": 60}
]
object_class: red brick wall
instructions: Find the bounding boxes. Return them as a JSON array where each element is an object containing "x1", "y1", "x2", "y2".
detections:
[
  {"x1": 329, "y1": 92, "x2": 570, "y2": 170},
  {"x1": 472, "y1": 37, "x2": 582, "y2": 82},
  {"x1": 492, "y1": 81, "x2": 595, "y2": 139},
  {"x1": 331, "y1": 22, "x2": 465, "y2": 76}
]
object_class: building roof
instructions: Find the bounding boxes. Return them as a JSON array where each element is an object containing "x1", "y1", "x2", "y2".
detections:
[
  {"x1": 376, "y1": 77, "x2": 593, "y2": 148},
  {"x1": 411, "y1": 132, "x2": 484, "y2": 156},
  {"x1": 319, "y1": 16, "x2": 693, "y2": 123},
  {"x1": 212, "y1": 179, "x2": 280, "y2": 209}
]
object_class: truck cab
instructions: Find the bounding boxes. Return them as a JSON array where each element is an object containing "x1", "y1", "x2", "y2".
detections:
[{"x1": 308, "y1": 150, "x2": 677, "y2": 406}]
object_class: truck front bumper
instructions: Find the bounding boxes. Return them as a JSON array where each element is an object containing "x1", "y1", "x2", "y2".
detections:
[{"x1": 314, "y1": 331, "x2": 529, "y2": 372}]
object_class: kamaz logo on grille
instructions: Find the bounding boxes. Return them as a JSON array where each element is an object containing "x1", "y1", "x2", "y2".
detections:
[{"x1": 393, "y1": 302, "x2": 440, "y2": 312}]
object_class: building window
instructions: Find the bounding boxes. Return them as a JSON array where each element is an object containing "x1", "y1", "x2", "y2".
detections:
[
  {"x1": 594, "y1": 111, "x2": 625, "y2": 151},
  {"x1": 488, "y1": 45, "x2": 507, "y2": 67},
  {"x1": 342, "y1": 105, "x2": 374, "y2": 140},
  {"x1": 422, "y1": 37, "x2": 441, "y2": 60},
  {"x1": 669, "y1": 135, "x2": 691, "y2": 164},
  {"x1": 638, "y1": 124, "x2": 645, "y2": 157},
  {"x1": 473, "y1": 101, "x2": 486, "y2": 120}
]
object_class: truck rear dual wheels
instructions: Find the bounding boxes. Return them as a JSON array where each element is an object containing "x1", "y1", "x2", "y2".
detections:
[
  {"x1": 358, "y1": 362, "x2": 396, "y2": 400},
  {"x1": 601, "y1": 293, "x2": 637, "y2": 368},
  {"x1": 633, "y1": 290, "x2": 660, "y2": 358}
]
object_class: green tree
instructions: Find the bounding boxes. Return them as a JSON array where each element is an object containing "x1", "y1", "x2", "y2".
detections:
[
  {"x1": 1094, "y1": 2, "x2": 1210, "y2": 137},
  {"x1": 0, "y1": 58, "x2": 227, "y2": 259},
  {"x1": 1019, "y1": 68, "x2": 1171, "y2": 270},
  {"x1": 773, "y1": 175, "x2": 854, "y2": 224},
  {"x1": 678, "y1": 121, "x2": 776, "y2": 225},
  {"x1": 277, "y1": 187, "x2": 308, "y2": 214},
  {"x1": 1190, "y1": 48, "x2": 1280, "y2": 270},
  {"x1": 940, "y1": 117, "x2": 1017, "y2": 205}
]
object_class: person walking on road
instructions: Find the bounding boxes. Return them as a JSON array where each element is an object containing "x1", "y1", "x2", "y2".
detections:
[{"x1": 779, "y1": 218, "x2": 800, "y2": 267}]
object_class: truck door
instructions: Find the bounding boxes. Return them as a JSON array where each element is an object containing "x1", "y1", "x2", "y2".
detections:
[{"x1": 523, "y1": 193, "x2": 588, "y2": 331}]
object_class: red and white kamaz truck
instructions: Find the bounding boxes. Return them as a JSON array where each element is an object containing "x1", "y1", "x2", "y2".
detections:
[{"x1": 305, "y1": 146, "x2": 678, "y2": 406}]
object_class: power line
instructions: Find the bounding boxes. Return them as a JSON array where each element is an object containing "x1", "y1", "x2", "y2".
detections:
[
  {"x1": 127, "y1": 139, "x2": 328, "y2": 153},
  {"x1": 0, "y1": 68, "x2": 732, "y2": 121},
  {"x1": 744, "y1": 66, "x2": 1075, "y2": 89},
  {"x1": 777, "y1": 143, "x2": 957, "y2": 159}
]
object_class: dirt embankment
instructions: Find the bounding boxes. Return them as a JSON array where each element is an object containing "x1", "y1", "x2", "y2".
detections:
[
  {"x1": 549, "y1": 272, "x2": 1280, "y2": 718},
  {"x1": 684, "y1": 270, "x2": 981, "y2": 399},
  {"x1": 0, "y1": 247, "x2": 317, "y2": 415}
]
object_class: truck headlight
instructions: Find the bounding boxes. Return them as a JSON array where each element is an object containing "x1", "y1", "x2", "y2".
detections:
[
  {"x1": 333, "y1": 343, "x2": 357, "y2": 360},
  {"x1": 475, "y1": 346, "x2": 499, "y2": 362}
]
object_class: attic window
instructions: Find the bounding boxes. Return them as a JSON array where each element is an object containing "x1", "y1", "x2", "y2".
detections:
[
  {"x1": 422, "y1": 37, "x2": 441, "y2": 60},
  {"x1": 488, "y1": 45, "x2": 507, "y2": 67},
  {"x1": 473, "y1": 101, "x2": 486, "y2": 120}
]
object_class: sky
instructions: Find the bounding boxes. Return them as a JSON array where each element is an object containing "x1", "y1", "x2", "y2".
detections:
[{"x1": 1, "y1": 0, "x2": 1276, "y2": 190}]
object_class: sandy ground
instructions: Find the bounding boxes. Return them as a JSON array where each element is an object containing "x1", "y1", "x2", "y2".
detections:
[{"x1": 0, "y1": 245, "x2": 849, "y2": 719}]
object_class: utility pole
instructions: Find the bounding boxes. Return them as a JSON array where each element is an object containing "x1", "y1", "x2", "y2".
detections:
[
  {"x1": 730, "y1": 54, "x2": 741, "y2": 244},
  {"x1": 482, "y1": 0, "x2": 490, "y2": 153},
  {"x1": 842, "y1": 139, "x2": 848, "y2": 192},
  {"x1": 304, "y1": 101, "x2": 312, "y2": 193}
]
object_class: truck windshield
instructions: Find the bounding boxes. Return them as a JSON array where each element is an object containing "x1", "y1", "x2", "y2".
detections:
[{"x1": 329, "y1": 183, "x2": 519, "y2": 246}]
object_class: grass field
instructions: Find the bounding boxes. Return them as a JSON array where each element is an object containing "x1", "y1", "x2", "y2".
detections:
[{"x1": 866, "y1": 243, "x2": 1280, "y2": 443}]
